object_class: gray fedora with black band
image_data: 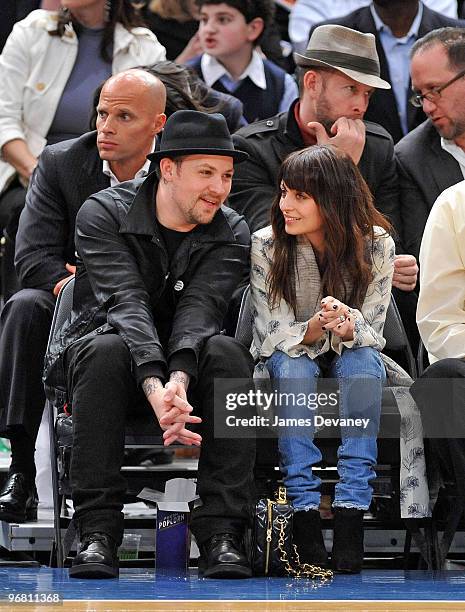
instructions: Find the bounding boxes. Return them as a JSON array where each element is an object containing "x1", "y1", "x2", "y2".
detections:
[
  {"x1": 148, "y1": 110, "x2": 248, "y2": 164},
  {"x1": 294, "y1": 24, "x2": 391, "y2": 90}
]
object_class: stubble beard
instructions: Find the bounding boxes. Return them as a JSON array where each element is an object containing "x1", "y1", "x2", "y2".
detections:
[
  {"x1": 315, "y1": 92, "x2": 337, "y2": 135},
  {"x1": 436, "y1": 117, "x2": 465, "y2": 142},
  {"x1": 184, "y1": 197, "x2": 219, "y2": 225}
]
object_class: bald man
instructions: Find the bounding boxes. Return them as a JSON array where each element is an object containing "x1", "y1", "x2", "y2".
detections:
[{"x1": 0, "y1": 69, "x2": 166, "y2": 523}]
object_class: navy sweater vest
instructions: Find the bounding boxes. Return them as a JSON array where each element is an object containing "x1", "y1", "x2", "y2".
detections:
[{"x1": 189, "y1": 56, "x2": 286, "y2": 123}]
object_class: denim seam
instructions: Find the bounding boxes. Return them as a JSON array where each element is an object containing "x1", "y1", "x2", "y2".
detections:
[
  {"x1": 333, "y1": 502, "x2": 369, "y2": 510},
  {"x1": 293, "y1": 505, "x2": 320, "y2": 512}
]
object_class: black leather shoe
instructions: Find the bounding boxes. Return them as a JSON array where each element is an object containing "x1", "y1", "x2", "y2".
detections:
[
  {"x1": 0, "y1": 473, "x2": 38, "y2": 523},
  {"x1": 70, "y1": 533, "x2": 119, "y2": 579},
  {"x1": 199, "y1": 533, "x2": 252, "y2": 578}
]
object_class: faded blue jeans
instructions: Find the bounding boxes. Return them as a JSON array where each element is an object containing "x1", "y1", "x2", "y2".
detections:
[{"x1": 266, "y1": 347, "x2": 385, "y2": 511}]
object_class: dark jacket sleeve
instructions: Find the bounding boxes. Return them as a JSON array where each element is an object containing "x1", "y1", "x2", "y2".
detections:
[
  {"x1": 229, "y1": 132, "x2": 278, "y2": 233},
  {"x1": 395, "y1": 151, "x2": 431, "y2": 261},
  {"x1": 75, "y1": 196, "x2": 167, "y2": 382},
  {"x1": 15, "y1": 146, "x2": 71, "y2": 291},
  {"x1": 362, "y1": 126, "x2": 403, "y2": 252}
]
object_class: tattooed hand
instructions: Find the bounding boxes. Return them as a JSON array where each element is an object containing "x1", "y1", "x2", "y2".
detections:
[{"x1": 142, "y1": 376, "x2": 202, "y2": 446}]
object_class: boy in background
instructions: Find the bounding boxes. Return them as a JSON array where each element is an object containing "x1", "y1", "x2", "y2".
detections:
[{"x1": 188, "y1": 0, "x2": 298, "y2": 123}]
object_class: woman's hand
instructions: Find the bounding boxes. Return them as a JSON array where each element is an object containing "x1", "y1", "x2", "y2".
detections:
[
  {"x1": 303, "y1": 311, "x2": 327, "y2": 344},
  {"x1": 318, "y1": 296, "x2": 355, "y2": 341},
  {"x1": 2, "y1": 139, "x2": 37, "y2": 185}
]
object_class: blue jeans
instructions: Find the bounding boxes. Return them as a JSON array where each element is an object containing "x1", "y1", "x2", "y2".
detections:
[{"x1": 266, "y1": 347, "x2": 385, "y2": 511}]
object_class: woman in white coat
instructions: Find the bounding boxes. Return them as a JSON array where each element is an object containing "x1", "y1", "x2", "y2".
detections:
[{"x1": 0, "y1": 0, "x2": 165, "y2": 296}]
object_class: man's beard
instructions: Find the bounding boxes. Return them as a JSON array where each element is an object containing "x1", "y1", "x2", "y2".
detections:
[
  {"x1": 315, "y1": 93, "x2": 337, "y2": 135},
  {"x1": 436, "y1": 118, "x2": 465, "y2": 142},
  {"x1": 184, "y1": 198, "x2": 220, "y2": 225}
]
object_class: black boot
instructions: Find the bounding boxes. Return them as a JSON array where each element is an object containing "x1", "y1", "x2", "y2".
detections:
[
  {"x1": 292, "y1": 509, "x2": 328, "y2": 567},
  {"x1": 331, "y1": 507, "x2": 364, "y2": 573}
]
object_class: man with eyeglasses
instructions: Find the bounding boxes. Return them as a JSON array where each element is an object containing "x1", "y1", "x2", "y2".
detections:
[
  {"x1": 396, "y1": 27, "x2": 465, "y2": 261},
  {"x1": 306, "y1": 1, "x2": 464, "y2": 145}
]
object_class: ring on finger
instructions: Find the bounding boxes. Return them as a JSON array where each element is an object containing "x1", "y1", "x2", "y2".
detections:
[{"x1": 338, "y1": 314, "x2": 346, "y2": 322}]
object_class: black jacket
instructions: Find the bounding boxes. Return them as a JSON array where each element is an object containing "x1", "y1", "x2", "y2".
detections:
[
  {"x1": 309, "y1": 4, "x2": 465, "y2": 143},
  {"x1": 15, "y1": 131, "x2": 111, "y2": 292},
  {"x1": 395, "y1": 118, "x2": 463, "y2": 260},
  {"x1": 44, "y1": 172, "x2": 250, "y2": 396},
  {"x1": 230, "y1": 100, "x2": 402, "y2": 246}
]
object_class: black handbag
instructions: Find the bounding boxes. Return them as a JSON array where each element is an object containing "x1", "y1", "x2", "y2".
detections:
[{"x1": 251, "y1": 487, "x2": 332, "y2": 580}]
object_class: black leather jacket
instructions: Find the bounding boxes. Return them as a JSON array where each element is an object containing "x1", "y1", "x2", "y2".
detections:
[{"x1": 44, "y1": 171, "x2": 250, "y2": 399}]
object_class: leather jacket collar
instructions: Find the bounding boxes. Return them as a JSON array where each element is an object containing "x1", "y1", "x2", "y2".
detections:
[
  {"x1": 119, "y1": 170, "x2": 238, "y2": 245},
  {"x1": 283, "y1": 99, "x2": 306, "y2": 148}
]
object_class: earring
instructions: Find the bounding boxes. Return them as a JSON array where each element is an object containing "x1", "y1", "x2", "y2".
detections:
[{"x1": 104, "y1": 0, "x2": 111, "y2": 23}]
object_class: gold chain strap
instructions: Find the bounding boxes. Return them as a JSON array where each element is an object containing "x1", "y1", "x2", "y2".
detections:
[{"x1": 276, "y1": 516, "x2": 333, "y2": 581}]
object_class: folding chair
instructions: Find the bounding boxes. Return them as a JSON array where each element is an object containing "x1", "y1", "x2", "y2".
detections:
[{"x1": 46, "y1": 277, "x2": 75, "y2": 567}]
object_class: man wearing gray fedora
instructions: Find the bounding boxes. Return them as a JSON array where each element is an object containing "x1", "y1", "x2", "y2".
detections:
[
  {"x1": 229, "y1": 23, "x2": 419, "y2": 350},
  {"x1": 44, "y1": 110, "x2": 255, "y2": 580},
  {"x1": 307, "y1": 1, "x2": 464, "y2": 144}
]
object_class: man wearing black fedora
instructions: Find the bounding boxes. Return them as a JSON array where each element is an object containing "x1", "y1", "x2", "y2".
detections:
[
  {"x1": 44, "y1": 110, "x2": 255, "y2": 579},
  {"x1": 229, "y1": 23, "x2": 420, "y2": 352}
]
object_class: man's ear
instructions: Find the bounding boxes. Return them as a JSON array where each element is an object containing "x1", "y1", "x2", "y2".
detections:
[
  {"x1": 159, "y1": 157, "x2": 175, "y2": 181},
  {"x1": 153, "y1": 113, "x2": 167, "y2": 135},
  {"x1": 303, "y1": 69, "x2": 321, "y2": 98},
  {"x1": 247, "y1": 17, "x2": 264, "y2": 44}
]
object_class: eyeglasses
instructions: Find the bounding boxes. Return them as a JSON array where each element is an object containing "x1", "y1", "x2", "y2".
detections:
[{"x1": 410, "y1": 68, "x2": 465, "y2": 107}]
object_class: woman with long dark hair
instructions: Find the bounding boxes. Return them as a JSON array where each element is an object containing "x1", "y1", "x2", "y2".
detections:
[{"x1": 251, "y1": 145, "x2": 395, "y2": 573}]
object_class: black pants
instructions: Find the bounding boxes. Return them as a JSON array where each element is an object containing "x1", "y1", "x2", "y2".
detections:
[
  {"x1": 65, "y1": 333, "x2": 256, "y2": 546},
  {"x1": 411, "y1": 358, "x2": 465, "y2": 491},
  {"x1": 0, "y1": 288, "x2": 55, "y2": 439},
  {"x1": 411, "y1": 358, "x2": 465, "y2": 438}
]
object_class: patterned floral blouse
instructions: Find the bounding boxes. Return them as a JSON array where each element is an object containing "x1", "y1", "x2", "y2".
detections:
[{"x1": 250, "y1": 225, "x2": 396, "y2": 363}]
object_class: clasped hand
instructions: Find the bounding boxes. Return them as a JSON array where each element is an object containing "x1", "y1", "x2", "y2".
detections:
[
  {"x1": 149, "y1": 381, "x2": 202, "y2": 447},
  {"x1": 317, "y1": 296, "x2": 355, "y2": 341}
]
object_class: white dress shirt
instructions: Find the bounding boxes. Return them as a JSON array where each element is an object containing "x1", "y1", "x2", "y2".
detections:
[
  {"x1": 102, "y1": 155, "x2": 153, "y2": 187},
  {"x1": 418, "y1": 180, "x2": 465, "y2": 363},
  {"x1": 441, "y1": 138, "x2": 465, "y2": 179}
]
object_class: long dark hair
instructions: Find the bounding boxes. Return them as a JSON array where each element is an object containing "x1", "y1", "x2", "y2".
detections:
[
  {"x1": 49, "y1": 1, "x2": 144, "y2": 62},
  {"x1": 268, "y1": 145, "x2": 392, "y2": 313}
]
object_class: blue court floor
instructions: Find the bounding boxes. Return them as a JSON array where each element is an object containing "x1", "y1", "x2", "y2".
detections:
[{"x1": 1, "y1": 568, "x2": 465, "y2": 610}]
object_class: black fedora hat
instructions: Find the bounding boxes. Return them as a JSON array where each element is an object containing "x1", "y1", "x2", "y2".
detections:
[{"x1": 148, "y1": 110, "x2": 248, "y2": 164}]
